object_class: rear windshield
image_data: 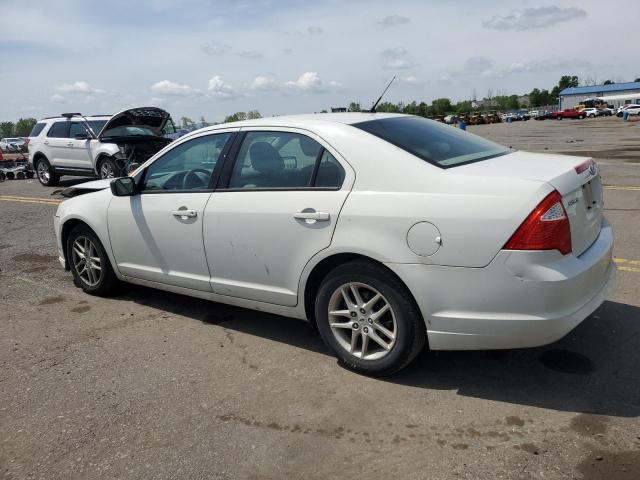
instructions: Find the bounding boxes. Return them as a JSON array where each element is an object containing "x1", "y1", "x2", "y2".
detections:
[
  {"x1": 354, "y1": 116, "x2": 511, "y2": 168},
  {"x1": 29, "y1": 123, "x2": 46, "y2": 137}
]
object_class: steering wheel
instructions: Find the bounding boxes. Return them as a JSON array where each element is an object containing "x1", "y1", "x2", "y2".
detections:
[{"x1": 182, "y1": 168, "x2": 211, "y2": 189}]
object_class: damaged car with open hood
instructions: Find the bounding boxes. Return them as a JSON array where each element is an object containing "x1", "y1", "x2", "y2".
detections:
[{"x1": 28, "y1": 107, "x2": 177, "y2": 186}]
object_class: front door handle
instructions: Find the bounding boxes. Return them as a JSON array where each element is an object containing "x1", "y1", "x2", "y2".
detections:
[
  {"x1": 43, "y1": 141, "x2": 49, "y2": 145},
  {"x1": 172, "y1": 209, "x2": 197, "y2": 219},
  {"x1": 294, "y1": 211, "x2": 330, "y2": 222},
  {"x1": 67, "y1": 142, "x2": 74, "y2": 147}
]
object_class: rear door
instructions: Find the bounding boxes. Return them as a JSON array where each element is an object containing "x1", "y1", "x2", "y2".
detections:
[
  {"x1": 108, "y1": 130, "x2": 235, "y2": 291},
  {"x1": 203, "y1": 128, "x2": 354, "y2": 306}
]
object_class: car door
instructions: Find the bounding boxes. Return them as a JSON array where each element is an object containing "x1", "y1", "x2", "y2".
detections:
[
  {"x1": 66, "y1": 122, "x2": 96, "y2": 170},
  {"x1": 108, "y1": 130, "x2": 236, "y2": 291},
  {"x1": 203, "y1": 128, "x2": 354, "y2": 306},
  {"x1": 45, "y1": 121, "x2": 73, "y2": 167}
]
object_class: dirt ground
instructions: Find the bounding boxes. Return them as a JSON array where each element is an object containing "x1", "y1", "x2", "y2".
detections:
[{"x1": 1, "y1": 116, "x2": 639, "y2": 479}]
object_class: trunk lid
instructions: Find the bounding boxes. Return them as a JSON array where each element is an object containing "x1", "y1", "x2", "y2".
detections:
[
  {"x1": 454, "y1": 151, "x2": 603, "y2": 256},
  {"x1": 97, "y1": 107, "x2": 170, "y2": 139}
]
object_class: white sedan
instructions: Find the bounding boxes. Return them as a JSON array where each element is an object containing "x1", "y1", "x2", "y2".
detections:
[{"x1": 53, "y1": 113, "x2": 615, "y2": 375}]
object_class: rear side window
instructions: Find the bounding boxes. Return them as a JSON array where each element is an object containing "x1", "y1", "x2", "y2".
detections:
[
  {"x1": 47, "y1": 121, "x2": 69, "y2": 138},
  {"x1": 29, "y1": 123, "x2": 46, "y2": 137},
  {"x1": 228, "y1": 131, "x2": 345, "y2": 189},
  {"x1": 354, "y1": 116, "x2": 511, "y2": 168}
]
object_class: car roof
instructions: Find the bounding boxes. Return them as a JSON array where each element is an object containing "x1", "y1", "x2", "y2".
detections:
[
  {"x1": 199, "y1": 112, "x2": 409, "y2": 132},
  {"x1": 42, "y1": 115, "x2": 112, "y2": 121}
]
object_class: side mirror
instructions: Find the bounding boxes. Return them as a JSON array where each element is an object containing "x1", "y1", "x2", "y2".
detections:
[
  {"x1": 75, "y1": 133, "x2": 91, "y2": 140},
  {"x1": 110, "y1": 177, "x2": 136, "y2": 196}
]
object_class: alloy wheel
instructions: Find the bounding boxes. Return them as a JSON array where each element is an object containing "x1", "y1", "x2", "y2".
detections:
[
  {"x1": 327, "y1": 282, "x2": 397, "y2": 360},
  {"x1": 100, "y1": 161, "x2": 114, "y2": 179},
  {"x1": 71, "y1": 236, "x2": 102, "y2": 287},
  {"x1": 37, "y1": 162, "x2": 50, "y2": 183}
]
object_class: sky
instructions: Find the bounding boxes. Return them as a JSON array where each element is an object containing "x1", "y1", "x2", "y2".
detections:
[{"x1": 1, "y1": 0, "x2": 639, "y2": 123}]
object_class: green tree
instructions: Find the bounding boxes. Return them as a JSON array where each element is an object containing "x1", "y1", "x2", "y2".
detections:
[
  {"x1": 635, "y1": 77, "x2": 640, "y2": 83},
  {"x1": 347, "y1": 102, "x2": 361, "y2": 112},
  {"x1": 200, "y1": 116, "x2": 210, "y2": 127},
  {"x1": 0, "y1": 121, "x2": 15, "y2": 137},
  {"x1": 431, "y1": 98, "x2": 452, "y2": 116},
  {"x1": 558, "y1": 75, "x2": 579, "y2": 90},
  {"x1": 14, "y1": 118, "x2": 37, "y2": 136},
  {"x1": 603, "y1": 79, "x2": 615, "y2": 85},
  {"x1": 454, "y1": 100, "x2": 473, "y2": 114},
  {"x1": 180, "y1": 116, "x2": 195, "y2": 129},
  {"x1": 223, "y1": 112, "x2": 248, "y2": 123},
  {"x1": 246, "y1": 110, "x2": 262, "y2": 120},
  {"x1": 374, "y1": 101, "x2": 400, "y2": 113}
]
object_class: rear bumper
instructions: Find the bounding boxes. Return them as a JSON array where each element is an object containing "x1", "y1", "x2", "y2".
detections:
[{"x1": 387, "y1": 219, "x2": 615, "y2": 350}]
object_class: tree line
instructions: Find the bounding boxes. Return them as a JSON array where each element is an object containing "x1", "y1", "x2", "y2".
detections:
[{"x1": 0, "y1": 118, "x2": 37, "y2": 138}]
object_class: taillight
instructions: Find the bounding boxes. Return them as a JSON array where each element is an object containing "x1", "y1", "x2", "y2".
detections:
[{"x1": 504, "y1": 190, "x2": 572, "y2": 255}]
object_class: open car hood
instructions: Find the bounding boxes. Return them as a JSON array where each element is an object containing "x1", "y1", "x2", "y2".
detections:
[
  {"x1": 55, "y1": 179, "x2": 112, "y2": 198},
  {"x1": 97, "y1": 107, "x2": 170, "y2": 138}
]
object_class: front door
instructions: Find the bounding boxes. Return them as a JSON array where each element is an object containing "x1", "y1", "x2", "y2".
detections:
[
  {"x1": 203, "y1": 129, "x2": 353, "y2": 306},
  {"x1": 108, "y1": 131, "x2": 235, "y2": 291},
  {"x1": 66, "y1": 121, "x2": 96, "y2": 170}
]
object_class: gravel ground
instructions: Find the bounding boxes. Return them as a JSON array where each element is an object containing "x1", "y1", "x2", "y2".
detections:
[{"x1": 1, "y1": 116, "x2": 639, "y2": 479}]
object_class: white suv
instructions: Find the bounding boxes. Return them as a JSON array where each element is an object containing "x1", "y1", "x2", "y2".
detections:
[{"x1": 28, "y1": 107, "x2": 174, "y2": 186}]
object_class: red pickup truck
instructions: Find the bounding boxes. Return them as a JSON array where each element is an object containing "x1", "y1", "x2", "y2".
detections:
[{"x1": 555, "y1": 109, "x2": 586, "y2": 120}]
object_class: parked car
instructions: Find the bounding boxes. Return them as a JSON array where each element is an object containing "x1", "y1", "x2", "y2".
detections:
[
  {"x1": 616, "y1": 104, "x2": 640, "y2": 117},
  {"x1": 555, "y1": 109, "x2": 586, "y2": 120},
  {"x1": 534, "y1": 111, "x2": 555, "y2": 121},
  {"x1": 599, "y1": 108, "x2": 614, "y2": 117},
  {"x1": 52, "y1": 113, "x2": 615, "y2": 375},
  {"x1": 0, "y1": 137, "x2": 26, "y2": 152},
  {"x1": 582, "y1": 108, "x2": 599, "y2": 118},
  {"x1": 28, "y1": 107, "x2": 174, "y2": 186}
]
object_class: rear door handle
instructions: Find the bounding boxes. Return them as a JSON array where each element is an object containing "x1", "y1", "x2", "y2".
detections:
[
  {"x1": 294, "y1": 211, "x2": 330, "y2": 221},
  {"x1": 43, "y1": 141, "x2": 49, "y2": 145},
  {"x1": 67, "y1": 142, "x2": 74, "y2": 147},
  {"x1": 172, "y1": 209, "x2": 197, "y2": 219}
]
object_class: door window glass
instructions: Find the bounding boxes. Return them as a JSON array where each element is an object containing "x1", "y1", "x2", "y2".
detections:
[
  {"x1": 47, "y1": 121, "x2": 69, "y2": 138},
  {"x1": 229, "y1": 132, "x2": 324, "y2": 188},
  {"x1": 69, "y1": 122, "x2": 91, "y2": 138},
  {"x1": 315, "y1": 150, "x2": 345, "y2": 188},
  {"x1": 143, "y1": 133, "x2": 231, "y2": 191}
]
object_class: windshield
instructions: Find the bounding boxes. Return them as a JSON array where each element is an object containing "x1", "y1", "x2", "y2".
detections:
[
  {"x1": 354, "y1": 116, "x2": 511, "y2": 168},
  {"x1": 86, "y1": 120, "x2": 108, "y2": 134},
  {"x1": 101, "y1": 125, "x2": 159, "y2": 138}
]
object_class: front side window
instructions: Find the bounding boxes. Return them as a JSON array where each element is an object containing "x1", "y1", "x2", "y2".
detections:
[
  {"x1": 143, "y1": 133, "x2": 231, "y2": 192},
  {"x1": 69, "y1": 122, "x2": 90, "y2": 138},
  {"x1": 47, "y1": 121, "x2": 69, "y2": 138},
  {"x1": 354, "y1": 116, "x2": 511, "y2": 168},
  {"x1": 228, "y1": 131, "x2": 344, "y2": 189}
]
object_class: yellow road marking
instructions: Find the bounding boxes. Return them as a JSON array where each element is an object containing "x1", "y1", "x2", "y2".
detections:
[
  {"x1": 613, "y1": 258, "x2": 640, "y2": 273},
  {"x1": 0, "y1": 194, "x2": 61, "y2": 202},
  {"x1": 604, "y1": 185, "x2": 640, "y2": 191},
  {"x1": 0, "y1": 195, "x2": 61, "y2": 205}
]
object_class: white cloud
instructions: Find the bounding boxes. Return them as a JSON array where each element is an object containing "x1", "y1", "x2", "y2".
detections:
[
  {"x1": 150, "y1": 80, "x2": 193, "y2": 96},
  {"x1": 307, "y1": 26, "x2": 323, "y2": 35},
  {"x1": 50, "y1": 93, "x2": 66, "y2": 103},
  {"x1": 400, "y1": 75, "x2": 423, "y2": 85},
  {"x1": 202, "y1": 41, "x2": 231, "y2": 55},
  {"x1": 483, "y1": 6, "x2": 587, "y2": 31},
  {"x1": 378, "y1": 14, "x2": 410, "y2": 27},
  {"x1": 284, "y1": 72, "x2": 336, "y2": 93},
  {"x1": 237, "y1": 50, "x2": 263, "y2": 59},
  {"x1": 250, "y1": 75, "x2": 279, "y2": 91},
  {"x1": 56, "y1": 81, "x2": 102, "y2": 94},
  {"x1": 383, "y1": 58, "x2": 415, "y2": 70},
  {"x1": 207, "y1": 75, "x2": 237, "y2": 98},
  {"x1": 150, "y1": 97, "x2": 166, "y2": 105},
  {"x1": 381, "y1": 47, "x2": 407, "y2": 58}
]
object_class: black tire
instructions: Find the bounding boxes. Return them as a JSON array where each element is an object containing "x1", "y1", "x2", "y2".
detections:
[
  {"x1": 579, "y1": 115, "x2": 585, "y2": 119},
  {"x1": 315, "y1": 260, "x2": 426, "y2": 376},
  {"x1": 66, "y1": 224, "x2": 120, "y2": 296},
  {"x1": 35, "y1": 158, "x2": 60, "y2": 186},
  {"x1": 556, "y1": 115, "x2": 562, "y2": 120},
  {"x1": 98, "y1": 157, "x2": 122, "y2": 179}
]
